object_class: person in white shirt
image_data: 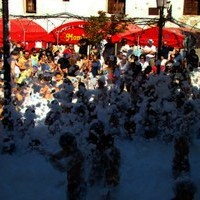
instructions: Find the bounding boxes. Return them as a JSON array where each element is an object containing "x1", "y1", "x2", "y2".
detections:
[
  {"x1": 120, "y1": 38, "x2": 131, "y2": 57},
  {"x1": 118, "y1": 54, "x2": 129, "y2": 76},
  {"x1": 139, "y1": 54, "x2": 149, "y2": 71},
  {"x1": 142, "y1": 39, "x2": 157, "y2": 62}
]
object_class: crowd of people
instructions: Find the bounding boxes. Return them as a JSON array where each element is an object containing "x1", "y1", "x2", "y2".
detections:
[
  {"x1": 0, "y1": 37, "x2": 199, "y2": 103},
  {"x1": 0, "y1": 36, "x2": 199, "y2": 124},
  {"x1": 0, "y1": 36, "x2": 200, "y2": 199}
]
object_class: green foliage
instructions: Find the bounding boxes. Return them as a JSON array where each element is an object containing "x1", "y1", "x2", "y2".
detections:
[{"x1": 84, "y1": 11, "x2": 128, "y2": 45}]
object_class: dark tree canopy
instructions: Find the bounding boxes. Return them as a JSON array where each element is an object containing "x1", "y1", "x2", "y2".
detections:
[{"x1": 84, "y1": 11, "x2": 128, "y2": 45}]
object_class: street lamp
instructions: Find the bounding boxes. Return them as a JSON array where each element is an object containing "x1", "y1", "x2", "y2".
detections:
[
  {"x1": 2, "y1": 0, "x2": 11, "y2": 104},
  {"x1": 156, "y1": 0, "x2": 170, "y2": 61}
]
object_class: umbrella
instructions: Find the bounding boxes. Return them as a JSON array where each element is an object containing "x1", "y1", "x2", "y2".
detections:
[
  {"x1": 126, "y1": 26, "x2": 185, "y2": 48},
  {"x1": 49, "y1": 21, "x2": 85, "y2": 45},
  {"x1": 169, "y1": 27, "x2": 200, "y2": 49},
  {"x1": 111, "y1": 23, "x2": 142, "y2": 43},
  {"x1": 0, "y1": 18, "x2": 53, "y2": 45}
]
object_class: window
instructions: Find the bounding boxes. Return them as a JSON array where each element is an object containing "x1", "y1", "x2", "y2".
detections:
[
  {"x1": 183, "y1": 0, "x2": 200, "y2": 15},
  {"x1": 149, "y1": 8, "x2": 159, "y2": 15},
  {"x1": 26, "y1": 0, "x2": 36, "y2": 13},
  {"x1": 108, "y1": 0, "x2": 125, "y2": 14}
]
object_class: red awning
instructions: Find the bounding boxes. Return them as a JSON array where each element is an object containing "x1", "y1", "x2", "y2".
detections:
[
  {"x1": 131, "y1": 26, "x2": 185, "y2": 48},
  {"x1": 49, "y1": 21, "x2": 85, "y2": 45},
  {"x1": 111, "y1": 23, "x2": 142, "y2": 43},
  {"x1": 169, "y1": 27, "x2": 200, "y2": 48},
  {"x1": 0, "y1": 18, "x2": 53, "y2": 45}
]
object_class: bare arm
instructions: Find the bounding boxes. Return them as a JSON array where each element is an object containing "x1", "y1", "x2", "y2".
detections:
[
  {"x1": 37, "y1": 148, "x2": 67, "y2": 172},
  {"x1": 49, "y1": 150, "x2": 68, "y2": 172}
]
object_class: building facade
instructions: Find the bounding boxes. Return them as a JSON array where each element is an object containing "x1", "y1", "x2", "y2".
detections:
[{"x1": 0, "y1": 0, "x2": 199, "y2": 31}]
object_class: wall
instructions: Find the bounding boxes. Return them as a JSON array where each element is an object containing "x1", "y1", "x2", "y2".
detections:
[
  {"x1": 7, "y1": 0, "x2": 186, "y2": 18},
  {"x1": 0, "y1": 0, "x2": 199, "y2": 30},
  {"x1": 8, "y1": 0, "x2": 107, "y2": 17},
  {"x1": 125, "y1": 0, "x2": 185, "y2": 18}
]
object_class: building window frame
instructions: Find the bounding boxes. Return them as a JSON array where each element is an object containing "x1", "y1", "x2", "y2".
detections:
[
  {"x1": 26, "y1": 0, "x2": 36, "y2": 14},
  {"x1": 108, "y1": 0, "x2": 126, "y2": 14},
  {"x1": 183, "y1": 0, "x2": 199, "y2": 15},
  {"x1": 149, "y1": 7, "x2": 159, "y2": 15}
]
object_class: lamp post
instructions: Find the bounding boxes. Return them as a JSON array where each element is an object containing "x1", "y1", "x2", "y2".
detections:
[
  {"x1": 2, "y1": 0, "x2": 11, "y2": 104},
  {"x1": 156, "y1": 0, "x2": 170, "y2": 60}
]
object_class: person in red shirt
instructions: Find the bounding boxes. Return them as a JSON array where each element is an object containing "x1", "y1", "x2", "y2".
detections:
[
  {"x1": 149, "y1": 58, "x2": 157, "y2": 74},
  {"x1": 62, "y1": 44, "x2": 75, "y2": 57}
]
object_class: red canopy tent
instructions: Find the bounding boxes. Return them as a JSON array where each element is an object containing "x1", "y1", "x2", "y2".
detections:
[
  {"x1": 125, "y1": 26, "x2": 185, "y2": 48},
  {"x1": 0, "y1": 18, "x2": 53, "y2": 46},
  {"x1": 111, "y1": 23, "x2": 142, "y2": 43},
  {"x1": 169, "y1": 27, "x2": 200, "y2": 48},
  {"x1": 49, "y1": 21, "x2": 85, "y2": 45}
]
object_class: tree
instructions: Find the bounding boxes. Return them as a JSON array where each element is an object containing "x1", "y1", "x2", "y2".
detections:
[{"x1": 84, "y1": 11, "x2": 128, "y2": 46}]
